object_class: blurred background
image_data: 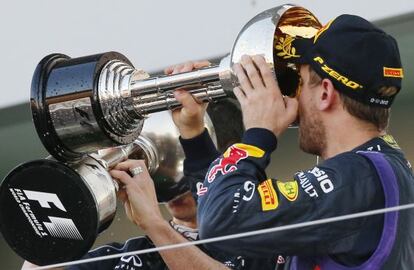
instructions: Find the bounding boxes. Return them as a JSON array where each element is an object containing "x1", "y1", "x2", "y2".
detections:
[{"x1": 0, "y1": 0, "x2": 413, "y2": 268}]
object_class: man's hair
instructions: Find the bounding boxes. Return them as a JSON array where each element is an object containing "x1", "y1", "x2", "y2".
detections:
[{"x1": 307, "y1": 66, "x2": 390, "y2": 131}]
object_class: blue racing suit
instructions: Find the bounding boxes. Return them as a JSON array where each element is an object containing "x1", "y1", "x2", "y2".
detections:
[{"x1": 181, "y1": 128, "x2": 414, "y2": 269}]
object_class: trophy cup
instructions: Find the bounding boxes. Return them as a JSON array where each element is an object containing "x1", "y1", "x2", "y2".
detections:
[{"x1": 0, "y1": 4, "x2": 321, "y2": 265}]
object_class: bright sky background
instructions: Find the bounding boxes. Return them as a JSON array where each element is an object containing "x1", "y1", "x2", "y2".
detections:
[{"x1": 1, "y1": 0, "x2": 413, "y2": 108}]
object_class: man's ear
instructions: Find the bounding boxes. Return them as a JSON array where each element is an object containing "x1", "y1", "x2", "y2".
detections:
[{"x1": 317, "y1": 78, "x2": 338, "y2": 111}]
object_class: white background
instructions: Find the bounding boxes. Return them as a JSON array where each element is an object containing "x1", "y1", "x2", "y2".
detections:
[{"x1": 1, "y1": 0, "x2": 413, "y2": 108}]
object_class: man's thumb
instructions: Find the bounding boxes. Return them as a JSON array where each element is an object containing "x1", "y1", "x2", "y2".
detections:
[{"x1": 284, "y1": 97, "x2": 299, "y2": 123}]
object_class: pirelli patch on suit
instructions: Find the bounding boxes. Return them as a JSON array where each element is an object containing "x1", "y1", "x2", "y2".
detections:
[
  {"x1": 277, "y1": 180, "x2": 299, "y2": 202},
  {"x1": 258, "y1": 179, "x2": 278, "y2": 211}
]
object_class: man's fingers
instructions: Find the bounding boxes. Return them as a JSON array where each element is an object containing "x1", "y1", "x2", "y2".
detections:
[
  {"x1": 241, "y1": 55, "x2": 264, "y2": 89},
  {"x1": 173, "y1": 89, "x2": 202, "y2": 109},
  {"x1": 124, "y1": 201, "x2": 135, "y2": 223},
  {"x1": 172, "y1": 64, "x2": 182, "y2": 75},
  {"x1": 164, "y1": 66, "x2": 174, "y2": 75},
  {"x1": 284, "y1": 96, "x2": 299, "y2": 124},
  {"x1": 233, "y1": 63, "x2": 253, "y2": 95},
  {"x1": 193, "y1": 60, "x2": 211, "y2": 69},
  {"x1": 110, "y1": 170, "x2": 134, "y2": 186},
  {"x1": 113, "y1": 160, "x2": 147, "y2": 172},
  {"x1": 164, "y1": 60, "x2": 210, "y2": 75},
  {"x1": 233, "y1": 87, "x2": 246, "y2": 105},
  {"x1": 117, "y1": 188, "x2": 128, "y2": 203},
  {"x1": 181, "y1": 62, "x2": 195, "y2": 73},
  {"x1": 252, "y1": 55, "x2": 279, "y2": 90}
]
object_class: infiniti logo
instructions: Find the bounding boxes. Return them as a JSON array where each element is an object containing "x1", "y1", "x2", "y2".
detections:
[{"x1": 120, "y1": 255, "x2": 143, "y2": 267}]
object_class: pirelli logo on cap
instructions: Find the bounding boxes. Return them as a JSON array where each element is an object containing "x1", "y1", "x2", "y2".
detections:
[
  {"x1": 258, "y1": 179, "x2": 278, "y2": 211},
  {"x1": 383, "y1": 67, "x2": 404, "y2": 78}
]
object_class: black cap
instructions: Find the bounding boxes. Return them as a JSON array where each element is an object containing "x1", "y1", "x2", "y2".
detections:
[{"x1": 276, "y1": 14, "x2": 404, "y2": 108}]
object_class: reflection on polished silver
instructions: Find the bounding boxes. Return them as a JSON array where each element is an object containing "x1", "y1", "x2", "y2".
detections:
[
  {"x1": 129, "y1": 166, "x2": 144, "y2": 177},
  {"x1": 30, "y1": 4, "x2": 321, "y2": 162},
  {"x1": 89, "y1": 110, "x2": 219, "y2": 202}
]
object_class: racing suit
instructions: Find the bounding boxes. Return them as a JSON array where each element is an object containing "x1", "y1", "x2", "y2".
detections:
[
  {"x1": 67, "y1": 220, "x2": 278, "y2": 270},
  {"x1": 183, "y1": 128, "x2": 414, "y2": 269}
]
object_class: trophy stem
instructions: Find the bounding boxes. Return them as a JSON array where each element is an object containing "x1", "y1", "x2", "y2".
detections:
[
  {"x1": 132, "y1": 84, "x2": 226, "y2": 114},
  {"x1": 128, "y1": 64, "x2": 228, "y2": 115},
  {"x1": 95, "y1": 135, "x2": 159, "y2": 174},
  {"x1": 97, "y1": 60, "x2": 230, "y2": 129},
  {"x1": 97, "y1": 143, "x2": 140, "y2": 170},
  {"x1": 130, "y1": 65, "x2": 222, "y2": 95}
]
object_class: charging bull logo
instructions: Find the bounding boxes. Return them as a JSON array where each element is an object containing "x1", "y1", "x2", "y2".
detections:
[{"x1": 207, "y1": 144, "x2": 265, "y2": 183}]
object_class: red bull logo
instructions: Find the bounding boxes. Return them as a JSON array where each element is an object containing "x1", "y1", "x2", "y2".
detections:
[
  {"x1": 207, "y1": 145, "x2": 248, "y2": 182},
  {"x1": 207, "y1": 143, "x2": 265, "y2": 183}
]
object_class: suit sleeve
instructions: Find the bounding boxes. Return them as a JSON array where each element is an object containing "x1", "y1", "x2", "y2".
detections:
[
  {"x1": 180, "y1": 129, "x2": 221, "y2": 198},
  {"x1": 197, "y1": 128, "x2": 384, "y2": 258}
]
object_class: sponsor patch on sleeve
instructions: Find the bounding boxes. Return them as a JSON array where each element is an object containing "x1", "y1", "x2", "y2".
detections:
[
  {"x1": 276, "y1": 180, "x2": 299, "y2": 202},
  {"x1": 207, "y1": 145, "x2": 248, "y2": 182},
  {"x1": 231, "y1": 143, "x2": 265, "y2": 158},
  {"x1": 258, "y1": 179, "x2": 278, "y2": 211}
]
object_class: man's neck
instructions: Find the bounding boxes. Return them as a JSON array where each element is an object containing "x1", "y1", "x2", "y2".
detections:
[{"x1": 322, "y1": 118, "x2": 381, "y2": 160}]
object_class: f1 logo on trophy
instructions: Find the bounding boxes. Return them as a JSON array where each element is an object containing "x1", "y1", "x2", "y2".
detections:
[{"x1": 0, "y1": 4, "x2": 321, "y2": 265}]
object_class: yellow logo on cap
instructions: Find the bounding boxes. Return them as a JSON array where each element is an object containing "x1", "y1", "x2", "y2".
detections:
[
  {"x1": 275, "y1": 36, "x2": 300, "y2": 59},
  {"x1": 277, "y1": 180, "x2": 299, "y2": 202},
  {"x1": 258, "y1": 179, "x2": 279, "y2": 211},
  {"x1": 313, "y1": 56, "x2": 363, "y2": 90}
]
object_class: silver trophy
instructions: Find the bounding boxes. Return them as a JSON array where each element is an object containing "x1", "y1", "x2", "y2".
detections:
[
  {"x1": 30, "y1": 4, "x2": 321, "y2": 162},
  {"x1": 0, "y1": 4, "x2": 321, "y2": 265}
]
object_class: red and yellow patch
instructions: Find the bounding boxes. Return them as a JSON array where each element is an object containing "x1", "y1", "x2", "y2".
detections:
[
  {"x1": 383, "y1": 67, "x2": 404, "y2": 78},
  {"x1": 258, "y1": 179, "x2": 278, "y2": 211},
  {"x1": 226, "y1": 143, "x2": 265, "y2": 158},
  {"x1": 207, "y1": 144, "x2": 264, "y2": 183}
]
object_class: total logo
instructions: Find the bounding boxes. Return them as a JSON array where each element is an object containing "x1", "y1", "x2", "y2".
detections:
[{"x1": 9, "y1": 188, "x2": 83, "y2": 240}]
